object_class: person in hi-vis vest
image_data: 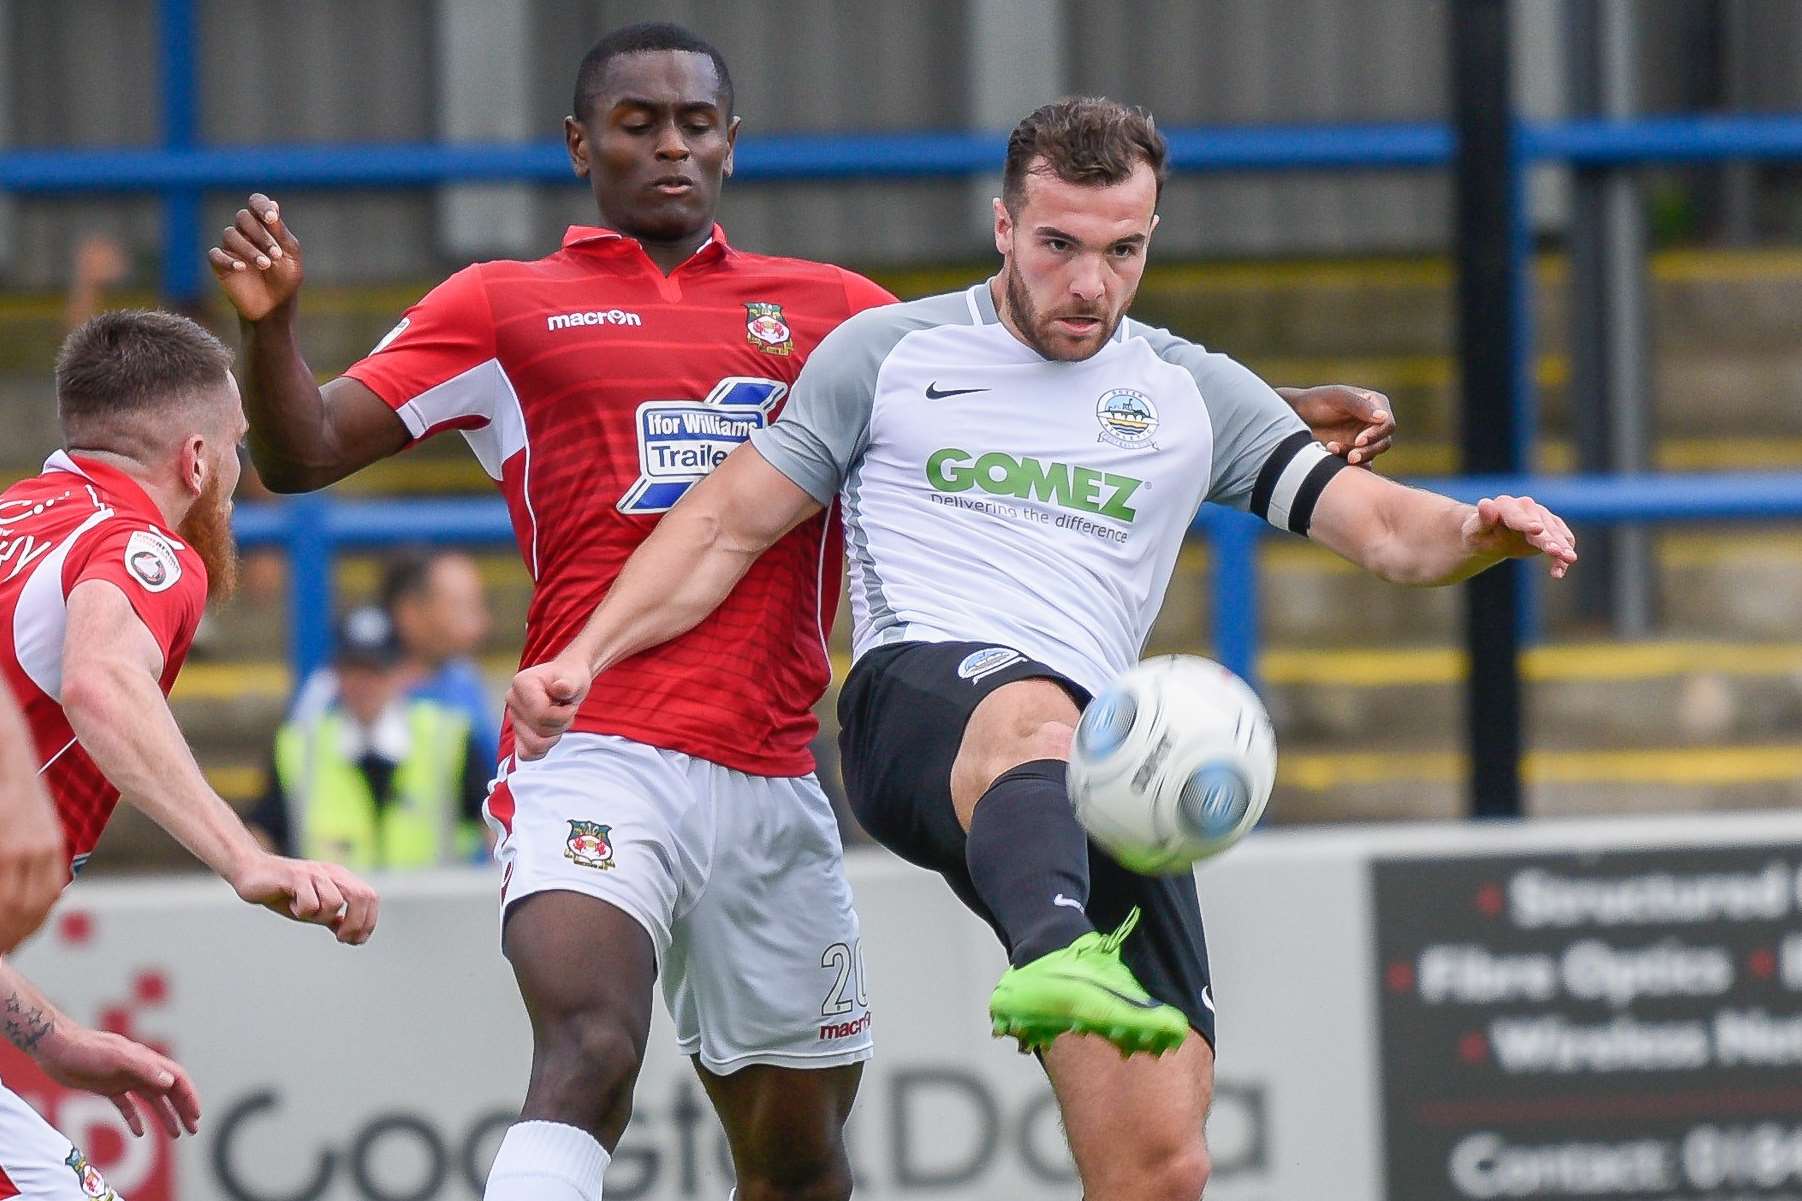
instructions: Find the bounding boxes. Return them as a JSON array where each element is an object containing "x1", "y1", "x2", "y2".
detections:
[{"x1": 251, "y1": 605, "x2": 491, "y2": 869}]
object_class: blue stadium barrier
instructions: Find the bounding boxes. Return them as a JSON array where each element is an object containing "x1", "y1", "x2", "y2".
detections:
[
  {"x1": 236, "y1": 474, "x2": 1802, "y2": 690},
  {"x1": 1523, "y1": 114, "x2": 1802, "y2": 164},
  {"x1": 11, "y1": 114, "x2": 1802, "y2": 194},
  {"x1": 1193, "y1": 472, "x2": 1802, "y2": 690}
]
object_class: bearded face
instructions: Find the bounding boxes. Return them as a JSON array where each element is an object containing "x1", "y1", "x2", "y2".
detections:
[
  {"x1": 992, "y1": 162, "x2": 1157, "y2": 363},
  {"x1": 178, "y1": 461, "x2": 238, "y2": 603},
  {"x1": 1002, "y1": 260, "x2": 1123, "y2": 362}
]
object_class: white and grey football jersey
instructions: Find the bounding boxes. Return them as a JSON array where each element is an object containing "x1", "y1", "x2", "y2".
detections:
[{"x1": 749, "y1": 281, "x2": 1344, "y2": 695}]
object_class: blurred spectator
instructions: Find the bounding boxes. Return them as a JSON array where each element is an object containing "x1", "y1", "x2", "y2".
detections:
[
  {"x1": 62, "y1": 235, "x2": 129, "y2": 331},
  {"x1": 250, "y1": 606, "x2": 489, "y2": 869},
  {"x1": 291, "y1": 549, "x2": 500, "y2": 765},
  {"x1": 384, "y1": 550, "x2": 496, "y2": 749}
]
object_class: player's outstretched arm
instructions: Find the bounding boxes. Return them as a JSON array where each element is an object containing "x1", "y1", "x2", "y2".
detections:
[
  {"x1": 0, "y1": 956, "x2": 201, "y2": 1138},
  {"x1": 0, "y1": 688, "x2": 64, "y2": 953},
  {"x1": 508, "y1": 444, "x2": 824, "y2": 759},
  {"x1": 59, "y1": 582, "x2": 379, "y2": 944},
  {"x1": 1277, "y1": 385, "x2": 1397, "y2": 466},
  {"x1": 207, "y1": 194, "x2": 410, "y2": 492},
  {"x1": 1306, "y1": 467, "x2": 1578, "y2": 586}
]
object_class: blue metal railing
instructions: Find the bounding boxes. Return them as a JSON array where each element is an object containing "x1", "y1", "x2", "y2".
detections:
[
  {"x1": 155, "y1": 0, "x2": 202, "y2": 302},
  {"x1": 7, "y1": 114, "x2": 1802, "y2": 210},
  {"x1": 1191, "y1": 472, "x2": 1802, "y2": 691},
  {"x1": 235, "y1": 475, "x2": 1802, "y2": 687}
]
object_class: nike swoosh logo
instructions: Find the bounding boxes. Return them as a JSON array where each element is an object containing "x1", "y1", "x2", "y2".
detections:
[
  {"x1": 1053, "y1": 894, "x2": 1085, "y2": 912},
  {"x1": 1201, "y1": 986, "x2": 1216, "y2": 1014},
  {"x1": 1043, "y1": 973, "x2": 1164, "y2": 1010},
  {"x1": 925, "y1": 382, "x2": 989, "y2": 400}
]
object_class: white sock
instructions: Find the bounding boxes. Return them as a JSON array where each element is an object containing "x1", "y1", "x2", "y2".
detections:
[{"x1": 483, "y1": 1120, "x2": 609, "y2": 1201}]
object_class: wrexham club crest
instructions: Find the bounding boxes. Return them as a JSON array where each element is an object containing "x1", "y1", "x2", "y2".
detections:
[
  {"x1": 564, "y1": 820, "x2": 616, "y2": 870},
  {"x1": 745, "y1": 301, "x2": 793, "y2": 355},
  {"x1": 65, "y1": 1148, "x2": 117, "y2": 1200}
]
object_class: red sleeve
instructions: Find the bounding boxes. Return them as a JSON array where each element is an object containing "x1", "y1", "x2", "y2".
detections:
[
  {"x1": 837, "y1": 268, "x2": 899, "y2": 317},
  {"x1": 341, "y1": 265, "x2": 498, "y2": 442},
  {"x1": 65, "y1": 522, "x2": 207, "y2": 675}
]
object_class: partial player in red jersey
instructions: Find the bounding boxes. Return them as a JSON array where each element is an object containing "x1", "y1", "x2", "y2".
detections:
[
  {"x1": 210, "y1": 27, "x2": 887, "y2": 1201},
  {"x1": 0, "y1": 690, "x2": 62, "y2": 954},
  {"x1": 0, "y1": 311, "x2": 379, "y2": 1201},
  {"x1": 208, "y1": 22, "x2": 1395, "y2": 1201}
]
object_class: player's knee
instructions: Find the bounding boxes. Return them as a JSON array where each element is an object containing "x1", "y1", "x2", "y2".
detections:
[
  {"x1": 1153, "y1": 1142, "x2": 1212, "y2": 1201},
  {"x1": 978, "y1": 722, "x2": 1075, "y2": 792},
  {"x1": 560, "y1": 1014, "x2": 644, "y2": 1092},
  {"x1": 1024, "y1": 719, "x2": 1076, "y2": 764},
  {"x1": 530, "y1": 1013, "x2": 645, "y2": 1130},
  {"x1": 733, "y1": 1157, "x2": 853, "y2": 1201},
  {"x1": 1093, "y1": 1135, "x2": 1210, "y2": 1201}
]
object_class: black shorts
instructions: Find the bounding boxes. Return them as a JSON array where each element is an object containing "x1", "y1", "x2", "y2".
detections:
[{"x1": 838, "y1": 639, "x2": 1217, "y2": 1046}]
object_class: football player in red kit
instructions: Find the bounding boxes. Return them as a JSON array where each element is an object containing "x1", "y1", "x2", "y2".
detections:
[
  {"x1": 208, "y1": 23, "x2": 1394, "y2": 1201},
  {"x1": 0, "y1": 691, "x2": 62, "y2": 954},
  {"x1": 0, "y1": 311, "x2": 378, "y2": 1201}
]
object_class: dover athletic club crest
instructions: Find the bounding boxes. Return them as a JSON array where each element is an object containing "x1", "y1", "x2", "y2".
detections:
[
  {"x1": 1095, "y1": 388, "x2": 1159, "y2": 450},
  {"x1": 745, "y1": 301, "x2": 793, "y2": 355},
  {"x1": 565, "y1": 820, "x2": 616, "y2": 870}
]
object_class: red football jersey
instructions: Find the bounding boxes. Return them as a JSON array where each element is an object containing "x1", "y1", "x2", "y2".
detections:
[
  {"x1": 345, "y1": 225, "x2": 894, "y2": 779},
  {"x1": 0, "y1": 452, "x2": 207, "y2": 877}
]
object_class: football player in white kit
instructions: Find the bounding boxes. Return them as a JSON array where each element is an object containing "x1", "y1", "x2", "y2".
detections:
[{"x1": 510, "y1": 97, "x2": 1576, "y2": 1201}]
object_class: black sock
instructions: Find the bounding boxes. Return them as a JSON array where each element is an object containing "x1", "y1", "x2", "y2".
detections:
[{"x1": 964, "y1": 758, "x2": 1094, "y2": 967}]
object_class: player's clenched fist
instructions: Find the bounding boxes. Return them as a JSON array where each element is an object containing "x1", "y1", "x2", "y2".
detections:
[
  {"x1": 1461, "y1": 494, "x2": 1579, "y2": 579},
  {"x1": 228, "y1": 852, "x2": 379, "y2": 945},
  {"x1": 507, "y1": 655, "x2": 593, "y2": 761},
  {"x1": 206, "y1": 193, "x2": 304, "y2": 323}
]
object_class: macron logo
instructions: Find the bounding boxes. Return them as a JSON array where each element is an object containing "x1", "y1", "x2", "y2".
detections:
[{"x1": 547, "y1": 308, "x2": 643, "y2": 331}]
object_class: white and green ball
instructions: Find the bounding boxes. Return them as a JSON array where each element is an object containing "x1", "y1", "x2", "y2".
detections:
[{"x1": 1067, "y1": 655, "x2": 1277, "y2": 875}]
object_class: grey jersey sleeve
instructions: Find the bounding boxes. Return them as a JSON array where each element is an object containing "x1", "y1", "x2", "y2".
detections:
[
  {"x1": 1141, "y1": 326, "x2": 1348, "y2": 536},
  {"x1": 751, "y1": 293, "x2": 972, "y2": 504}
]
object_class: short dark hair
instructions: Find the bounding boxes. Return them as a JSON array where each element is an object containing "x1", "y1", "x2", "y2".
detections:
[
  {"x1": 378, "y1": 548, "x2": 447, "y2": 614},
  {"x1": 1001, "y1": 97, "x2": 1169, "y2": 215},
  {"x1": 55, "y1": 309, "x2": 234, "y2": 446},
  {"x1": 571, "y1": 21, "x2": 734, "y2": 122}
]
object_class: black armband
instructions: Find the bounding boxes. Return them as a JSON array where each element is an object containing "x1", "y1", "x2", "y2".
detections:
[{"x1": 1248, "y1": 430, "x2": 1349, "y2": 536}]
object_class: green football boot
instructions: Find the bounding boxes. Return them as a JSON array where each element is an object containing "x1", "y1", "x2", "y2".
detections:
[{"x1": 988, "y1": 908, "x2": 1190, "y2": 1057}]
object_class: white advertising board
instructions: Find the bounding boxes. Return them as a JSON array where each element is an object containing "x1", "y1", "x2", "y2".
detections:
[{"x1": 15, "y1": 810, "x2": 1802, "y2": 1201}]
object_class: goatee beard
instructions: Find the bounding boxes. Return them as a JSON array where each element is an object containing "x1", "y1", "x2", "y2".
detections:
[
  {"x1": 1003, "y1": 265, "x2": 1114, "y2": 362},
  {"x1": 179, "y1": 473, "x2": 239, "y2": 604}
]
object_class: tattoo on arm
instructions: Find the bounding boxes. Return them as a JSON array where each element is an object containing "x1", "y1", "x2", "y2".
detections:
[{"x1": 3, "y1": 991, "x2": 52, "y2": 1054}]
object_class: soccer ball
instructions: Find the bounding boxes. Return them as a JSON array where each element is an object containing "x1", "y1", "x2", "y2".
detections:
[{"x1": 1067, "y1": 655, "x2": 1277, "y2": 875}]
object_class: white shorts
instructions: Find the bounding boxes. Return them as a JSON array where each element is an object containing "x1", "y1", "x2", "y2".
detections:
[
  {"x1": 488, "y1": 733, "x2": 873, "y2": 1076},
  {"x1": 0, "y1": 1081, "x2": 122, "y2": 1200}
]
